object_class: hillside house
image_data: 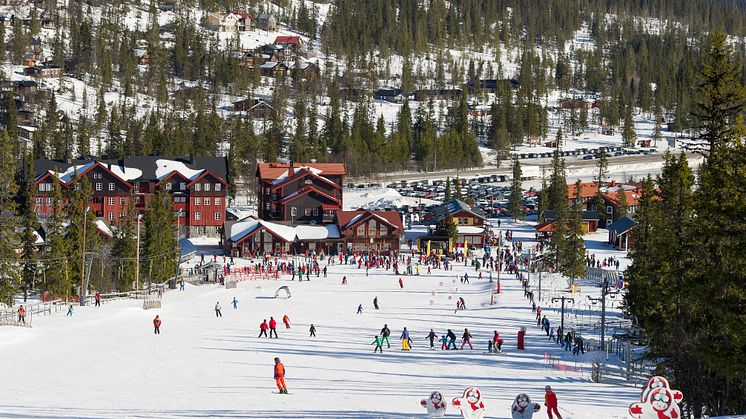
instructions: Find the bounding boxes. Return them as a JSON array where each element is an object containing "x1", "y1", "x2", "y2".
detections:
[{"x1": 255, "y1": 13, "x2": 278, "y2": 31}]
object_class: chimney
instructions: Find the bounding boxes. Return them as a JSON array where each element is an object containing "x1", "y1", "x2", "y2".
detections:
[{"x1": 288, "y1": 160, "x2": 294, "y2": 176}]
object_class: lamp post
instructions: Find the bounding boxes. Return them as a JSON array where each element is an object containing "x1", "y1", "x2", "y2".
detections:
[
  {"x1": 175, "y1": 208, "x2": 182, "y2": 286},
  {"x1": 80, "y1": 206, "x2": 89, "y2": 306},
  {"x1": 587, "y1": 279, "x2": 619, "y2": 351},
  {"x1": 551, "y1": 295, "x2": 575, "y2": 333},
  {"x1": 136, "y1": 213, "x2": 143, "y2": 292}
]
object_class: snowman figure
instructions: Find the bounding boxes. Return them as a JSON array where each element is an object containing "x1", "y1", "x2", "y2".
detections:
[
  {"x1": 452, "y1": 387, "x2": 486, "y2": 419},
  {"x1": 511, "y1": 393, "x2": 541, "y2": 419},
  {"x1": 420, "y1": 391, "x2": 447, "y2": 417},
  {"x1": 629, "y1": 376, "x2": 684, "y2": 419}
]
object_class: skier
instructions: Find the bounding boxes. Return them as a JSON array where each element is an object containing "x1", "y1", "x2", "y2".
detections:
[
  {"x1": 440, "y1": 335, "x2": 448, "y2": 350},
  {"x1": 492, "y1": 331, "x2": 504, "y2": 353},
  {"x1": 95, "y1": 291, "x2": 101, "y2": 307},
  {"x1": 259, "y1": 319, "x2": 269, "y2": 338},
  {"x1": 17, "y1": 305, "x2": 25, "y2": 324},
  {"x1": 309, "y1": 324, "x2": 316, "y2": 337},
  {"x1": 179, "y1": 280, "x2": 185, "y2": 291},
  {"x1": 398, "y1": 278, "x2": 404, "y2": 288},
  {"x1": 373, "y1": 296, "x2": 379, "y2": 310},
  {"x1": 400, "y1": 327, "x2": 411, "y2": 351},
  {"x1": 66, "y1": 305, "x2": 74, "y2": 316},
  {"x1": 463, "y1": 272, "x2": 469, "y2": 284},
  {"x1": 544, "y1": 385, "x2": 562, "y2": 419},
  {"x1": 446, "y1": 329, "x2": 458, "y2": 350},
  {"x1": 357, "y1": 304, "x2": 363, "y2": 314},
  {"x1": 342, "y1": 276, "x2": 347, "y2": 285},
  {"x1": 274, "y1": 357, "x2": 288, "y2": 394},
  {"x1": 215, "y1": 302, "x2": 222, "y2": 317},
  {"x1": 232, "y1": 297, "x2": 238, "y2": 309},
  {"x1": 371, "y1": 335, "x2": 384, "y2": 353},
  {"x1": 323, "y1": 266, "x2": 327, "y2": 277},
  {"x1": 283, "y1": 314, "x2": 291, "y2": 328},
  {"x1": 427, "y1": 329, "x2": 437, "y2": 349},
  {"x1": 380, "y1": 324, "x2": 391, "y2": 348},
  {"x1": 269, "y1": 317, "x2": 278, "y2": 338},
  {"x1": 460, "y1": 328, "x2": 473, "y2": 350},
  {"x1": 153, "y1": 315, "x2": 161, "y2": 334}
]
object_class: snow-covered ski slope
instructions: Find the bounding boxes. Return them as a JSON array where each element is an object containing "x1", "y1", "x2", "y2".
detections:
[{"x1": 0, "y1": 223, "x2": 637, "y2": 418}]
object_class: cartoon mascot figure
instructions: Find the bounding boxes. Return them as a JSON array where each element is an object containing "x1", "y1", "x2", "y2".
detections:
[
  {"x1": 452, "y1": 387, "x2": 486, "y2": 419},
  {"x1": 511, "y1": 393, "x2": 541, "y2": 419},
  {"x1": 420, "y1": 390, "x2": 447, "y2": 417},
  {"x1": 629, "y1": 376, "x2": 684, "y2": 419}
]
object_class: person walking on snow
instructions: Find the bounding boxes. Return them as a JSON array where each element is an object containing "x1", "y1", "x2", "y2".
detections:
[
  {"x1": 460, "y1": 328, "x2": 473, "y2": 350},
  {"x1": 66, "y1": 305, "x2": 74, "y2": 316},
  {"x1": 427, "y1": 329, "x2": 437, "y2": 349},
  {"x1": 309, "y1": 324, "x2": 316, "y2": 337},
  {"x1": 400, "y1": 327, "x2": 411, "y2": 351},
  {"x1": 371, "y1": 335, "x2": 384, "y2": 353},
  {"x1": 357, "y1": 304, "x2": 363, "y2": 314},
  {"x1": 440, "y1": 335, "x2": 448, "y2": 350},
  {"x1": 153, "y1": 315, "x2": 161, "y2": 334},
  {"x1": 259, "y1": 319, "x2": 269, "y2": 338},
  {"x1": 232, "y1": 297, "x2": 238, "y2": 309},
  {"x1": 180, "y1": 280, "x2": 185, "y2": 291},
  {"x1": 274, "y1": 357, "x2": 288, "y2": 394},
  {"x1": 373, "y1": 296, "x2": 379, "y2": 309},
  {"x1": 398, "y1": 278, "x2": 404, "y2": 288},
  {"x1": 492, "y1": 331, "x2": 504, "y2": 353},
  {"x1": 17, "y1": 305, "x2": 26, "y2": 324},
  {"x1": 446, "y1": 329, "x2": 458, "y2": 350},
  {"x1": 269, "y1": 317, "x2": 278, "y2": 338},
  {"x1": 283, "y1": 314, "x2": 291, "y2": 328},
  {"x1": 215, "y1": 302, "x2": 222, "y2": 317},
  {"x1": 95, "y1": 292, "x2": 101, "y2": 307},
  {"x1": 544, "y1": 385, "x2": 562, "y2": 419},
  {"x1": 380, "y1": 324, "x2": 391, "y2": 348}
]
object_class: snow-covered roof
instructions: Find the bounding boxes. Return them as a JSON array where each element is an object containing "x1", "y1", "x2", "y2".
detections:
[
  {"x1": 107, "y1": 164, "x2": 143, "y2": 181},
  {"x1": 271, "y1": 166, "x2": 324, "y2": 185},
  {"x1": 50, "y1": 162, "x2": 96, "y2": 184},
  {"x1": 230, "y1": 219, "x2": 341, "y2": 243},
  {"x1": 295, "y1": 225, "x2": 341, "y2": 241},
  {"x1": 155, "y1": 159, "x2": 204, "y2": 181},
  {"x1": 134, "y1": 49, "x2": 148, "y2": 57},
  {"x1": 95, "y1": 219, "x2": 113, "y2": 238}
]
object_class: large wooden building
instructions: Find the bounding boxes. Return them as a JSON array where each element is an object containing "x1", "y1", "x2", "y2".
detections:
[
  {"x1": 420, "y1": 199, "x2": 489, "y2": 253},
  {"x1": 32, "y1": 157, "x2": 228, "y2": 237}
]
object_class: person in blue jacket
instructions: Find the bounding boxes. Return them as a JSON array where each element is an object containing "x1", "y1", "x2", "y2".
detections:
[
  {"x1": 400, "y1": 327, "x2": 411, "y2": 351},
  {"x1": 231, "y1": 297, "x2": 238, "y2": 309}
]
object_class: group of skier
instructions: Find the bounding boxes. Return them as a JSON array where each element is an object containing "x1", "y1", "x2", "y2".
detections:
[{"x1": 371, "y1": 325, "x2": 504, "y2": 354}]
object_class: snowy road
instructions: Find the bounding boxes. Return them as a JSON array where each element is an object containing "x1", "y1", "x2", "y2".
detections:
[{"x1": 0, "y1": 222, "x2": 638, "y2": 418}]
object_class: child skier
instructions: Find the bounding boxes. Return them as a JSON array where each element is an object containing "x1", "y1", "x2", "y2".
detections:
[
  {"x1": 440, "y1": 335, "x2": 448, "y2": 350},
  {"x1": 153, "y1": 315, "x2": 161, "y2": 334},
  {"x1": 371, "y1": 335, "x2": 384, "y2": 353},
  {"x1": 274, "y1": 358, "x2": 288, "y2": 394},
  {"x1": 493, "y1": 331, "x2": 504, "y2": 353},
  {"x1": 66, "y1": 305, "x2": 73, "y2": 316}
]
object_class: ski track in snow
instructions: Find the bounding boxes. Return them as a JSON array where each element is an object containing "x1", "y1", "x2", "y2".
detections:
[{"x1": 0, "y1": 220, "x2": 637, "y2": 418}]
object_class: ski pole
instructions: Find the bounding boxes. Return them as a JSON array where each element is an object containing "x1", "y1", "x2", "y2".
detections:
[{"x1": 559, "y1": 406, "x2": 575, "y2": 416}]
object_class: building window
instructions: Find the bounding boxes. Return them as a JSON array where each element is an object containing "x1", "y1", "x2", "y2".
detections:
[
  {"x1": 180, "y1": 182, "x2": 186, "y2": 190},
  {"x1": 46, "y1": 198, "x2": 51, "y2": 206},
  {"x1": 305, "y1": 208, "x2": 311, "y2": 216},
  {"x1": 120, "y1": 198, "x2": 126, "y2": 206},
  {"x1": 357, "y1": 225, "x2": 365, "y2": 237},
  {"x1": 165, "y1": 182, "x2": 172, "y2": 191},
  {"x1": 215, "y1": 183, "x2": 221, "y2": 191},
  {"x1": 195, "y1": 212, "x2": 201, "y2": 220},
  {"x1": 215, "y1": 198, "x2": 221, "y2": 206},
  {"x1": 94, "y1": 173, "x2": 101, "y2": 179},
  {"x1": 121, "y1": 211, "x2": 126, "y2": 218},
  {"x1": 195, "y1": 183, "x2": 202, "y2": 192},
  {"x1": 134, "y1": 181, "x2": 140, "y2": 190},
  {"x1": 38, "y1": 183, "x2": 52, "y2": 192},
  {"x1": 95, "y1": 183, "x2": 102, "y2": 191},
  {"x1": 108, "y1": 197, "x2": 114, "y2": 206},
  {"x1": 108, "y1": 212, "x2": 114, "y2": 220},
  {"x1": 35, "y1": 198, "x2": 42, "y2": 205},
  {"x1": 291, "y1": 207, "x2": 297, "y2": 217},
  {"x1": 368, "y1": 222, "x2": 376, "y2": 237},
  {"x1": 215, "y1": 212, "x2": 221, "y2": 221},
  {"x1": 266, "y1": 203, "x2": 271, "y2": 210},
  {"x1": 135, "y1": 196, "x2": 141, "y2": 204},
  {"x1": 108, "y1": 183, "x2": 115, "y2": 191},
  {"x1": 204, "y1": 198, "x2": 210, "y2": 206},
  {"x1": 313, "y1": 208, "x2": 319, "y2": 216},
  {"x1": 195, "y1": 198, "x2": 201, "y2": 205},
  {"x1": 204, "y1": 183, "x2": 210, "y2": 191},
  {"x1": 380, "y1": 225, "x2": 388, "y2": 236}
]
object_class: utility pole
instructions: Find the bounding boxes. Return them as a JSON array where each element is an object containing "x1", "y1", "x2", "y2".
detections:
[
  {"x1": 587, "y1": 279, "x2": 619, "y2": 351},
  {"x1": 551, "y1": 295, "x2": 575, "y2": 332},
  {"x1": 175, "y1": 208, "x2": 183, "y2": 287},
  {"x1": 80, "y1": 206, "x2": 89, "y2": 306},
  {"x1": 136, "y1": 213, "x2": 143, "y2": 292}
]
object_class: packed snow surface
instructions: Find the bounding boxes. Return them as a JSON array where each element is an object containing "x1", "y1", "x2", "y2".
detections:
[{"x1": 0, "y1": 220, "x2": 639, "y2": 418}]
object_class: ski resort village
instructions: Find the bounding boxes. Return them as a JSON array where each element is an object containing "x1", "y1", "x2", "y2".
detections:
[{"x1": 0, "y1": 0, "x2": 745, "y2": 418}]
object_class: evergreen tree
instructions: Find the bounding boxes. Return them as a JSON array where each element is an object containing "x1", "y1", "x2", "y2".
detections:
[
  {"x1": 547, "y1": 151, "x2": 568, "y2": 213},
  {"x1": 112, "y1": 196, "x2": 137, "y2": 291},
  {"x1": 508, "y1": 157, "x2": 523, "y2": 219},
  {"x1": 594, "y1": 149, "x2": 609, "y2": 225},
  {"x1": 454, "y1": 176, "x2": 462, "y2": 200},
  {"x1": 45, "y1": 180, "x2": 71, "y2": 298},
  {"x1": 562, "y1": 181, "x2": 587, "y2": 285},
  {"x1": 0, "y1": 129, "x2": 19, "y2": 305},
  {"x1": 444, "y1": 176, "x2": 451, "y2": 202},
  {"x1": 20, "y1": 182, "x2": 39, "y2": 301},
  {"x1": 653, "y1": 104, "x2": 663, "y2": 147},
  {"x1": 616, "y1": 188, "x2": 628, "y2": 218},
  {"x1": 143, "y1": 189, "x2": 177, "y2": 288},
  {"x1": 622, "y1": 105, "x2": 636, "y2": 146}
]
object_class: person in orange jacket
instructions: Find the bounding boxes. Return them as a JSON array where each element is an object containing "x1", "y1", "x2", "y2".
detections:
[
  {"x1": 17, "y1": 305, "x2": 26, "y2": 324},
  {"x1": 274, "y1": 357, "x2": 288, "y2": 394},
  {"x1": 544, "y1": 385, "x2": 562, "y2": 419},
  {"x1": 282, "y1": 314, "x2": 290, "y2": 328},
  {"x1": 153, "y1": 315, "x2": 161, "y2": 334}
]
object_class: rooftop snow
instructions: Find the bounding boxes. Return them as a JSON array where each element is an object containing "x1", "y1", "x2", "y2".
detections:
[{"x1": 155, "y1": 159, "x2": 204, "y2": 181}]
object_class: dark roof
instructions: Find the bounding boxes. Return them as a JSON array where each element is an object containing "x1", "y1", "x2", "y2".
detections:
[
  {"x1": 543, "y1": 210, "x2": 600, "y2": 221},
  {"x1": 431, "y1": 199, "x2": 486, "y2": 223},
  {"x1": 606, "y1": 215, "x2": 638, "y2": 235},
  {"x1": 373, "y1": 88, "x2": 404, "y2": 97},
  {"x1": 33, "y1": 156, "x2": 228, "y2": 183}
]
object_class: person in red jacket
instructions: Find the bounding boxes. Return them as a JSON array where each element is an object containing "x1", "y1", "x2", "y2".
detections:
[
  {"x1": 274, "y1": 357, "x2": 288, "y2": 394},
  {"x1": 95, "y1": 292, "x2": 101, "y2": 307},
  {"x1": 493, "y1": 330, "x2": 504, "y2": 353},
  {"x1": 282, "y1": 314, "x2": 290, "y2": 329},
  {"x1": 259, "y1": 319, "x2": 269, "y2": 338},
  {"x1": 269, "y1": 317, "x2": 278, "y2": 338},
  {"x1": 153, "y1": 315, "x2": 161, "y2": 334},
  {"x1": 544, "y1": 385, "x2": 562, "y2": 419},
  {"x1": 398, "y1": 278, "x2": 404, "y2": 288}
]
